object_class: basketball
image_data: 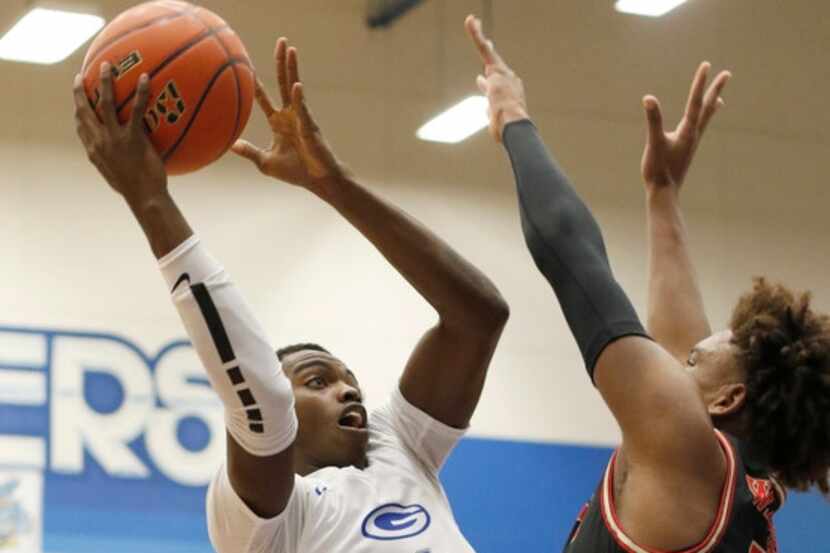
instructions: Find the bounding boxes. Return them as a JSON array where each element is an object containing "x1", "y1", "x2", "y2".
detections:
[{"x1": 80, "y1": 0, "x2": 255, "y2": 175}]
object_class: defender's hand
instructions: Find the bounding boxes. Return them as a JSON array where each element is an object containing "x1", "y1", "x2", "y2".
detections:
[
  {"x1": 641, "y1": 62, "x2": 731, "y2": 194},
  {"x1": 73, "y1": 63, "x2": 167, "y2": 207},
  {"x1": 465, "y1": 15, "x2": 528, "y2": 143},
  {"x1": 232, "y1": 38, "x2": 345, "y2": 191}
]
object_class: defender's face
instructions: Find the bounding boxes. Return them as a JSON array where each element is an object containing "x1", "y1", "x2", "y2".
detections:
[
  {"x1": 281, "y1": 350, "x2": 369, "y2": 469},
  {"x1": 685, "y1": 330, "x2": 746, "y2": 414}
]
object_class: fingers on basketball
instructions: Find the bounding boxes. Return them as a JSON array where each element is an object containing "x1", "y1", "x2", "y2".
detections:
[
  {"x1": 98, "y1": 62, "x2": 118, "y2": 127},
  {"x1": 80, "y1": 2, "x2": 257, "y2": 175},
  {"x1": 131, "y1": 74, "x2": 151, "y2": 132},
  {"x1": 73, "y1": 74, "x2": 95, "y2": 124}
]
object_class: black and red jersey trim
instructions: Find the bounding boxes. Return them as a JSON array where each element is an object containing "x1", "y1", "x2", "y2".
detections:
[{"x1": 598, "y1": 430, "x2": 738, "y2": 553}]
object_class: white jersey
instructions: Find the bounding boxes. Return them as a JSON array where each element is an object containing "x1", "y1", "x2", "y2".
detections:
[{"x1": 207, "y1": 386, "x2": 475, "y2": 553}]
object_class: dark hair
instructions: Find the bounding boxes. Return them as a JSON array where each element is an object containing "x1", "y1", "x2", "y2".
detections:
[
  {"x1": 276, "y1": 343, "x2": 331, "y2": 362},
  {"x1": 730, "y1": 278, "x2": 830, "y2": 494}
]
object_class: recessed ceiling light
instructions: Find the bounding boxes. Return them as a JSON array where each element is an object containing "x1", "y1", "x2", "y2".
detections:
[
  {"x1": 417, "y1": 96, "x2": 489, "y2": 144},
  {"x1": 0, "y1": 8, "x2": 104, "y2": 65},
  {"x1": 615, "y1": 0, "x2": 689, "y2": 17}
]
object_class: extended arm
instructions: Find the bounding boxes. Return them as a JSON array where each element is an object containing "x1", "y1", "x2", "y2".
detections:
[
  {"x1": 467, "y1": 16, "x2": 722, "y2": 473},
  {"x1": 646, "y1": 193, "x2": 710, "y2": 361},
  {"x1": 73, "y1": 65, "x2": 296, "y2": 520},
  {"x1": 233, "y1": 39, "x2": 508, "y2": 429},
  {"x1": 640, "y1": 64, "x2": 730, "y2": 361}
]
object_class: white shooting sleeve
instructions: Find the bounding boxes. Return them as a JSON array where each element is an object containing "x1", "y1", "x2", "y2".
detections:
[{"x1": 159, "y1": 235, "x2": 297, "y2": 456}]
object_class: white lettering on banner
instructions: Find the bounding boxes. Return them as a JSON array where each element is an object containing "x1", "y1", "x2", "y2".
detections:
[
  {"x1": 0, "y1": 327, "x2": 224, "y2": 487},
  {"x1": 51, "y1": 335, "x2": 155, "y2": 478},
  {"x1": 147, "y1": 345, "x2": 224, "y2": 486}
]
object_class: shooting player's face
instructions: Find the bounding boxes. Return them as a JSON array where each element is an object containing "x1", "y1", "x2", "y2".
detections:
[{"x1": 282, "y1": 350, "x2": 369, "y2": 470}]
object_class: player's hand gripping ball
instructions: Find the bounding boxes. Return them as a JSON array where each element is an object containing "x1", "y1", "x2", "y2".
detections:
[{"x1": 81, "y1": 0, "x2": 255, "y2": 175}]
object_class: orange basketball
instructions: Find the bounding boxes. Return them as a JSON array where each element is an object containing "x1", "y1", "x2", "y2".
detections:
[{"x1": 81, "y1": 0, "x2": 255, "y2": 175}]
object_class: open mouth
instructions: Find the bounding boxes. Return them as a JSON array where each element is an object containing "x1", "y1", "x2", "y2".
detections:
[{"x1": 338, "y1": 404, "x2": 368, "y2": 431}]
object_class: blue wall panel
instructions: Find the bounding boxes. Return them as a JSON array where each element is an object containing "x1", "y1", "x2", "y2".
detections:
[{"x1": 0, "y1": 325, "x2": 825, "y2": 552}]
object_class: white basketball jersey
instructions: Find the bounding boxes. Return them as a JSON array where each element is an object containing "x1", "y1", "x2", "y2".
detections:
[{"x1": 207, "y1": 387, "x2": 476, "y2": 553}]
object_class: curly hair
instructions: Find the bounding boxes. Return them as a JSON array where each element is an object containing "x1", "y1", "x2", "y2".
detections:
[{"x1": 730, "y1": 278, "x2": 830, "y2": 494}]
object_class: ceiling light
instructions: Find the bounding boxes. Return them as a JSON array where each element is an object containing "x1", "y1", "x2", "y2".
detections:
[
  {"x1": 417, "y1": 96, "x2": 489, "y2": 144},
  {"x1": 615, "y1": 0, "x2": 688, "y2": 17},
  {"x1": 0, "y1": 8, "x2": 104, "y2": 65}
]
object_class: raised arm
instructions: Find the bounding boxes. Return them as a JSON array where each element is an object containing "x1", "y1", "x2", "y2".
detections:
[
  {"x1": 641, "y1": 63, "x2": 730, "y2": 362},
  {"x1": 232, "y1": 39, "x2": 508, "y2": 430},
  {"x1": 73, "y1": 65, "x2": 296, "y2": 520},
  {"x1": 466, "y1": 14, "x2": 725, "y2": 506}
]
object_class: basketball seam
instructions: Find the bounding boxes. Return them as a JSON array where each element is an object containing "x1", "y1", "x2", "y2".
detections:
[
  {"x1": 226, "y1": 64, "x2": 244, "y2": 152},
  {"x1": 115, "y1": 25, "x2": 231, "y2": 114},
  {"x1": 165, "y1": 8, "x2": 247, "y2": 167},
  {"x1": 82, "y1": 5, "x2": 197, "y2": 74},
  {"x1": 184, "y1": 8, "x2": 253, "y2": 73},
  {"x1": 162, "y1": 60, "x2": 245, "y2": 163},
  {"x1": 206, "y1": 27, "x2": 245, "y2": 153}
]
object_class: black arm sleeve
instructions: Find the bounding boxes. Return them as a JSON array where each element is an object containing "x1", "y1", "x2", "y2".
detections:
[{"x1": 503, "y1": 119, "x2": 649, "y2": 378}]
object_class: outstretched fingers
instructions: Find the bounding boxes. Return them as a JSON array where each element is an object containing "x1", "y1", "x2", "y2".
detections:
[
  {"x1": 291, "y1": 82, "x2": 317, "y2": 135},
  {"x1": 476, "y1": 74, "x2": 488, "y2": 95},
  {"x1": 286, "y1": 46, "x2": 300, "y2": 93},
  {"x1": 643, "y1": 95, "x2": 665, "y2": 146},
  {"x1": 683, "y1": 61, "x2": 711, "y2": 127},
  {"x1": 699, "y1": 70, "x2": 731, "y2": 134},
  {"x1": 275, "y1": 37, "x2": 291, "y2": 107},
  {"x1": 254, "y1": 78, "x2": 277, "y2": 120},
  {"x1": 231, "y1": 139, "x2": 267, "y2": 169},
  {"x1": 465, "y1": 14, "x2": 505, "y2": 70},
  {"x1": 272, "y1": 38, "x2": 301, "y2": 113}
]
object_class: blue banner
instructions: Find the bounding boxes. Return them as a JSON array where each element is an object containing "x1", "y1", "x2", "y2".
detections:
[{"x1": 0, "y1": 325, "x2": 825, "y2": 552}]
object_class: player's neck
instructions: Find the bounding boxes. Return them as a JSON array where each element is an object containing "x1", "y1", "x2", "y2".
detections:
[
  {"x1": 294, "y1": 455, "x2": 322, "y2": 476},
  {"x1": 712, "y1": 411, "x2": 748, "y2": 441},
  {"x1": 293, "y1": 455, "x2": 369, "y2": 476}
]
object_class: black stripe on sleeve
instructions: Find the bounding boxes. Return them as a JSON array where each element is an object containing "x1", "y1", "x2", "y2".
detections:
[
  {"x1": 226, "y1": 366, "x2": 245, "y2": 385},
  {"x1": 190, "y1": 283, "x2": 235, "y2": 364},
  {"x1": 187, "y1": 279, "x2": 266, "y2": 434},
  {"x1": 237, "y1": 389, "x2": 256, "y2": 407}
]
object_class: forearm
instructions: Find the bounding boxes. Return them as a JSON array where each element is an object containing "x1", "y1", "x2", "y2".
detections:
[
  {"x1": 159, "y1": 234, "x2": 297, "y2": 517},
  {"x1": 646, "y1": 190, "x2": 711, "y2": 360},
  {"x1": 503, "y1": 119, "x2": 648, "y2": 375},
  {"x1": 126, "y1": 191, "x2": 194, "y2": 260},
  {"x1": 127, "y1": 192, "x2": 297, "y2": 456},
  {"x1": 312, "y1": 176, "x2": 508, "y2": 331}
]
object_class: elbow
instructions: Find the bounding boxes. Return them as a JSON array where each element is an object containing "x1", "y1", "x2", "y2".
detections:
[
  {"x1": 470, "y1": 272, "x2": 511, "y2": 330},
  {"x1": 450, "y1": 287, "x2": 511, "y2": 337},
  {"x1": 484, "y1": 292, "x2": 511, "y2": 329}
]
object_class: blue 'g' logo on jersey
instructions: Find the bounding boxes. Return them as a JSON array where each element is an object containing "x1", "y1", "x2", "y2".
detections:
[{"x1": 361, "y1": 503, "x2": 431, "y2": 540}]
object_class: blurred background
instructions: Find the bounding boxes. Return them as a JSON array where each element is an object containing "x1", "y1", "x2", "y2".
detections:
[{"x1": 0, "y1": 0, "x2": 827, "y2": 551}]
